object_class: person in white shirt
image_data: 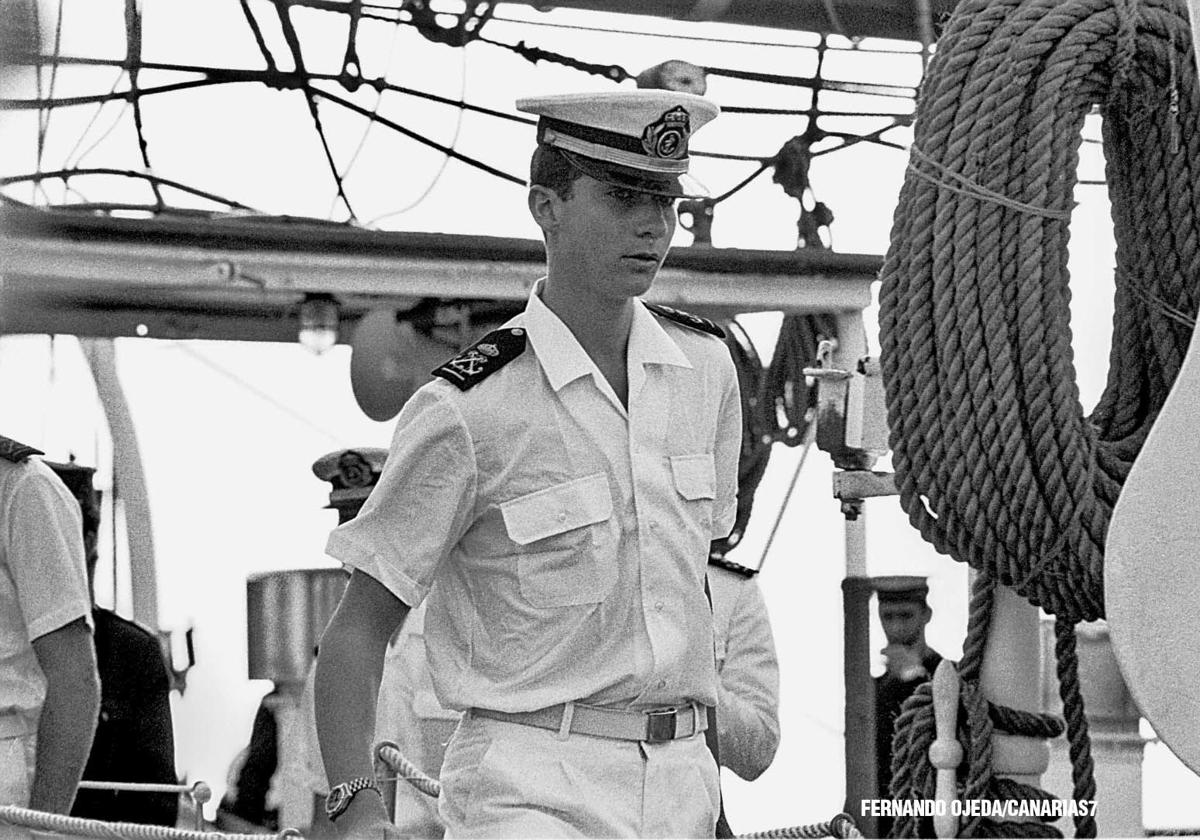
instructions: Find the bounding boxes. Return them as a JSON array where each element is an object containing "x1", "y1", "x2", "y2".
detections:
[
  {"x1": 707, "y1": 562, "x2": 780, "y2": 783},
  {"x1": 313, "y1": 88, "x2": 740, "y2": 839},
  {"x1": 0, "y1": 437, "x2": 100, "y2": 821}
]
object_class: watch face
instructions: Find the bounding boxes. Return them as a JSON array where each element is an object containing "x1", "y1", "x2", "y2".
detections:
[{"x1": 326, "y1": 786, "x2": 347, "y2": 817}]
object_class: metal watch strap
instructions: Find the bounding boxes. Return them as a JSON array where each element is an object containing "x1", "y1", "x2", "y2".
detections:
[{"x1": 326, "y1": 775, "x2": 381, "y2": 822}]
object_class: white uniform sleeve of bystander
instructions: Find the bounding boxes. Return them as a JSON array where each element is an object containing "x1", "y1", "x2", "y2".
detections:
[
  {"x1": 711, "y1": 346, "x2": 742, "y2": 540},
  {"x1": 714, "y1": 575, "x2": 781, "y2": 781}
]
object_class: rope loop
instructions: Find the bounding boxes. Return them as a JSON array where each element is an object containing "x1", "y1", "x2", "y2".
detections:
[{"x1": 375, "y1": 741, "x2": 442, "y2": 798}]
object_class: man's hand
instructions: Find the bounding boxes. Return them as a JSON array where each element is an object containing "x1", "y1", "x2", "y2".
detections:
[{"x1": 882, "y1": 643, "x2": 928, "y2": 682}]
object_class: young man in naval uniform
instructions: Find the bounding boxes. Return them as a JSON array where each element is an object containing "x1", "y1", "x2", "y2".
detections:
[{"x1": 313, "y1": 88, "x2": 740, "y2": 838}]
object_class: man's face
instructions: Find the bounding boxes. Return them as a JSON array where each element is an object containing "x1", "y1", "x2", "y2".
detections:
[
  {"x1": 878, "y1": 601, "x2": 930, "y2": 647},
  {"x1": 551, "y1": 174, "x2": 677, "y2": 300}
]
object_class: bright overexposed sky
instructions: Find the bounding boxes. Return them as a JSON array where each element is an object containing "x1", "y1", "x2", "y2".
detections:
[{"x1": 2, "y1": 0, "x2": 1198, "y2": 833}]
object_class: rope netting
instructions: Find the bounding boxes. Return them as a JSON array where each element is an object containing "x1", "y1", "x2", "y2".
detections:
[
  {"x1": 0, "y1": 805, "x2": 299, "y2": 840},
  {"x1": 878, "y1": 0, "x2": 1199, "y2": 834},
  {"x1": 3, "y1": 0, "x2": 918, "y2": 221}
]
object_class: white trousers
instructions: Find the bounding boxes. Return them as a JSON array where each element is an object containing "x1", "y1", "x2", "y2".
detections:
[
  {"x1": 0, "y1": 734, "x2": 34, "y2": 840},
  {"x1": 438, "y1": 713, "x2": 719, "y2": 839}
]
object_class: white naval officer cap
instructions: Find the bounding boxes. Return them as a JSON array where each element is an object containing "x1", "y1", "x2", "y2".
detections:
[{"x1": 516, "y1": 89, "x2": 720, "y2": 199}]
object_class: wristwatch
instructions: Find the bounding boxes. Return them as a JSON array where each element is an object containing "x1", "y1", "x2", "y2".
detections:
[{"x1": 325, "y1": 776, "x2": 382, "y2": 822}]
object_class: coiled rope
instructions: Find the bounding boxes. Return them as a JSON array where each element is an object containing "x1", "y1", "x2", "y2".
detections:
[
  {"x1": 878, "y1": 0, "x2": 1198, "y2": 834},
  {"x1": 0, "y1": 806, "x2": 299, "y2": 839},
  {"x1": 879, "y1": 0, "x2": 1200, "y2": 626}
]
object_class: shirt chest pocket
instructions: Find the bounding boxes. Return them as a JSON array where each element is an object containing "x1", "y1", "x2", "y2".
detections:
[
  {"x1": 500, "y1": 473, "x2": 615, "y2": 608},
  {"x1": 670, "y1": 453, "x2": 716, "y2": 530}
]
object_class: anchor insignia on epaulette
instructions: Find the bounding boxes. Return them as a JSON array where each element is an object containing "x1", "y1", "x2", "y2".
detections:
[
  {"x1": 0, "y1": 435, "x2": 44, "y2": 463},
  {"x1": 433, "y1": 327, "x2": 528, "y2": 391},
  {"x1": 643, "y1": 301, "x2": 725, "y2": 339}
]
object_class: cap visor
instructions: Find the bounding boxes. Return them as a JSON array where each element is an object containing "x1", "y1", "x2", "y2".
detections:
[{"x1": 561, "y1": 151, "x2": 710, "y2": 200}]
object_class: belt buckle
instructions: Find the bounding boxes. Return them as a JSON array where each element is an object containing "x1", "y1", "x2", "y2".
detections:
[{"x1": 645, "y1": 707, "x2": 679, "y2": 742}]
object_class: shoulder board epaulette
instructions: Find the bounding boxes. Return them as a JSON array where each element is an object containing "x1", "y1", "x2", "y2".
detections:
[
  {"x1": 708, "y1": 556, "x2": 758, "y2": 578},
  {"x1": 432, "y1": 327, "x2": 528, "y2": 391},
  {"x1": 0, "y1": 436, "x2": 43, "y2": 463},
  {"x1": 643, "y1": 301, "x2": 725, "y2": 338}
]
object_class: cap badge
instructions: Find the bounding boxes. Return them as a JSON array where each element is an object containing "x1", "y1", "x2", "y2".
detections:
[
  {"x1": 337, "y1": 450, "x2": 376, "y2": 488},
  {"x1": 641, "y1": 106, "x2": 691, "y2": 160}
]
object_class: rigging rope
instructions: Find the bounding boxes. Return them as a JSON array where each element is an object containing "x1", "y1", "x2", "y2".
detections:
[{"x1": 878, "y1": 0, "x2": 1199, "y2": 834}]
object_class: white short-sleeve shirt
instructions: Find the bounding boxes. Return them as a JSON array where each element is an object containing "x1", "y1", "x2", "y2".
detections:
[
  {"x1": 0, "y1": 456, "x2": 92, "y2": 724},
  {"x1": 327, "y1": 283, "x2": 741, "y2": 713}
]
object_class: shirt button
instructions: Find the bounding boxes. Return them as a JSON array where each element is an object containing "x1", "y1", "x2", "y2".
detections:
[
  {"x1": 658, "y1": 679, "x2": 667, "y2": 689},
  {"x1": 557, "y1": 510, "x2": 567, "y2": 522},
  {"x1": 649, "y1": 521, "x2": 659, "y2": 530},
  {"x1": 654, "y1": 601, "x2": 664, "y2": 612}
]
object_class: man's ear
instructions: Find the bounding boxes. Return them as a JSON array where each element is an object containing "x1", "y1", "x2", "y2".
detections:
[{"x1": 528, "y1": 184, "x2": 562, "y2": 233}]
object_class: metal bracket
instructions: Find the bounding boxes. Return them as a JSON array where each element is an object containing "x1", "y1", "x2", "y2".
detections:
[{"x1": 804, "y1": 339, "x2": 890, "y2": 472}]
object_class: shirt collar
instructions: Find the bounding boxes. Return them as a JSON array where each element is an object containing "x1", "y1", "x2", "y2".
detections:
[
  {"x1": 524, "y1": 279, "x2": 599, "y2": 391},
  {"x1": 627, "y1": 297, "x2": 693, "y2": 371},
  {"x1": 523, "y1": 280, "x2": 694, "y2": 392}
]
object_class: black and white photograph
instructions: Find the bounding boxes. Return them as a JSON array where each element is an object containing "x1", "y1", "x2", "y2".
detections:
[{"x1": 1, "y1": 0, "x2": 1198, "y2": 837}]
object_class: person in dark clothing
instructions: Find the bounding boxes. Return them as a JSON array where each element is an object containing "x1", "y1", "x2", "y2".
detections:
[
  {"x1": 873, "y1": 575, "x2": 942, "y2": 838},
  {"x1": 72, "y1": 609, "x2": 179, "y2": 826},
  {"x1": 50, "y1": 460, "x2": 179, "y2": 827},
  {"x1": 219, "y1": 697, "x2": 280, "y2": 830}
]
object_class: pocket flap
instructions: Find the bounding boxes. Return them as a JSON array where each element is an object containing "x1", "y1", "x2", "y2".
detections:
[
  {"x1": 500, "y1": 473, "x2": 612, "y2": 545},
  {"x1": 670, "y1": 453, "x2": 716, "y2": 500}
]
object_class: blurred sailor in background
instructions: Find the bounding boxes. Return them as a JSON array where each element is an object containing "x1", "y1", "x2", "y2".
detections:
[
  {"x1": 707, "y1": 561, "x2": 780, "y2": 783},
  {"x1": 0, "y1": 436, "x2": 99, "y2": 824},
  {"x1": 295, "y1": 448, "x2": 458, "y2": 839},
  {"x1": 873, "y1": 575, "x2": 942, "y2": 837}
]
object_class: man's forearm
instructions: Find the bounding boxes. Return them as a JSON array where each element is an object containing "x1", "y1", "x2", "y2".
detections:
[
  {"x1": 313, "y1": 570, "x2": 410, "y2": 833},
  {"x1": 30, "y1": 624, "x2": 100, "y2": 813},
  {"x1": 314, "y1": 620, "x2": 393, "y2": 788}
]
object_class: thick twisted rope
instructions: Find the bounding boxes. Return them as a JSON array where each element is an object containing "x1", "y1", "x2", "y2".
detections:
[
  {"x1": 887, "y1": 573, "x2": 1079, "y2": 839},
  {"x1": 880, "y1": 0, "x2": 1195, "y2": 832},
  {"x1": 879, "y1": 0, "x2": 1200, "y2": 625},
  {"x1": 375, "y1": 742, "x2": 441, "y2": 798},
  {"x1": 0, "y1": 806, "x2": 299, "y2": 839},
  {"x1": 737, "y1": 813, "x2": 863, "y2": 838}
]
